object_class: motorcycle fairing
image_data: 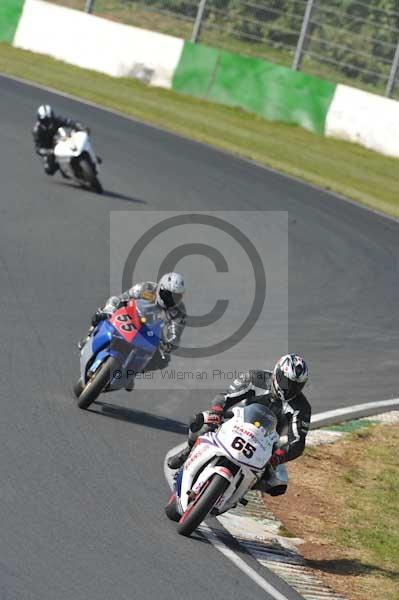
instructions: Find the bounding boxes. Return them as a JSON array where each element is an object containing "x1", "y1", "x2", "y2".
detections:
[
  {"x1": 79, "y1": 300, "x2": 164, "y2": 390},
  {"x1": 175, "y1": 406, "x2": 278, "y2": 515}
]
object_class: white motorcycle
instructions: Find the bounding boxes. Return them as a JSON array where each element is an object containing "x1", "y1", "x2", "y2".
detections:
[
  {"x1": 53, "y1": 127, "x2": 103, "y2": 193},
  {"x1": 165, "y1": 403, "x2": 280, "y2": 537}
]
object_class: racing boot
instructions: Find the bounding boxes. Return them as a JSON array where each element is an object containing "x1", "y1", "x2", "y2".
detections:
[
  {"x1": 252, "y1": 464, "x2": 288, "y2": 496},
  {"x1": 167, "y1": 445, "x2": 190, "y2": 470},
  {"x1": 167, "y1": 410, "x2": 222, "y2": 469}
]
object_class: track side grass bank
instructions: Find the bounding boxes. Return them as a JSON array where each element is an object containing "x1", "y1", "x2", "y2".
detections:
[
  {"x1": 266, "y1": 424, "x2": 399, "y2": 600},
  {"x1": 1, "y1": 43, "x2": 398, "y2": 218}
]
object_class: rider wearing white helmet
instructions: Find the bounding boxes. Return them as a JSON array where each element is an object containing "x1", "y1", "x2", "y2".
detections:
[
  {"x1": 33, "y1": 104, "x2": 85, "y2": 175},
  {"x1": 167, "y1": 353, "x2": 310, "y2": 497},
  {"x1": 84, "y1": 273, "x2": 186, "y2": 370}
]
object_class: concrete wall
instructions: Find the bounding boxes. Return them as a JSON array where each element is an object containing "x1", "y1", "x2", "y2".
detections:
[
  {"x1": 13, "y1": 0, "x2": 184, "y2": 88},
  {"x1": 9, "y1": 0, "x2": 399, "y2": 158},
  {"x1": 326, "y1": 84, "x2": 399, "y2": 159}
]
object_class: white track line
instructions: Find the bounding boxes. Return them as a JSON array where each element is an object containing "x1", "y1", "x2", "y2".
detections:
[
  {"x1": 311, "y1": 398, "x2": 399, "y2": 426},
  {"x1": 164, "y1": 445, "x2": 292, "y2": 600}
]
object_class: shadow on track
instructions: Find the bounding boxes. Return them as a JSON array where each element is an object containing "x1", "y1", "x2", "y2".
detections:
[
  {"x1": 306, "y1": 557, "x2": 399, "y2": 580},
  {"x1": 102, "y1": 190, "x2": 147, "y2": 204},
  {"x1": 89, "y1": 401, "x2": 187, "y2": 434},
  {"x1": 53, "y1": 180, "x2": 146, "y2": 203}
]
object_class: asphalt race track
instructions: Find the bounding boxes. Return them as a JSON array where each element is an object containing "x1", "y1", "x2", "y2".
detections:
[{"x1": 1, "y1": 75, "x2": 398, "y2": 600}]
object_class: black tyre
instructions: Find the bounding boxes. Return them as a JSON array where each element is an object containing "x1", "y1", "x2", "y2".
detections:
[
  {"x1": 164, "y1": 492, "x2": 180, "y2": 522},
  {"x1": 77, "y1": 356, "x2": 119, "y2": 410},
  {"x1": 79, "y1": 157, "x2": 103, "y2": 194},
  {"x1": 177, "y1": 475, "x2": 229, "y2": 537},
  {"x1": 73, "y1": 378, "x2": 84, "y2": 398}
]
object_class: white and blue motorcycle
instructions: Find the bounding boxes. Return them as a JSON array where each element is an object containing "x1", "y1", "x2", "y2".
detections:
[{"x1": 165, "y1": 403, "x2": 280, "y2": 537}]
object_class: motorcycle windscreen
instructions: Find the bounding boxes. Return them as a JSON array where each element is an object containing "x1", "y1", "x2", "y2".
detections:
[
  {"x1": 242, "y1": 403, "x2": 277, "y2": 436},
  {"x1": 135, "y1": 299, "x2": 163, "y2": 325}
]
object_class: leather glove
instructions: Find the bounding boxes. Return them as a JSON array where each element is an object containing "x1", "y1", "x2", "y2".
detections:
[
  {"x1": 160, "y1": 340, "x2": 173, "y2": 354},
  {"x1": 189, "y1": 409, "x2": 223, "y2": 435},
  {"x1": 202, "y1": 410, "x2": 222, "y2": 427},
  {"x1": 269, "y1": 448, "x2": 286, "y2": 469}
]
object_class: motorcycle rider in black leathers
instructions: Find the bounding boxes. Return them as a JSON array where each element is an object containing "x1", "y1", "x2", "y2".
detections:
[
  {"x1": 167, "y1": 353, "x2": 311, "y2": 496},
  {"x1": 33, "y1": 104, "x2": 85, "y2": 175},
  {"x1": 79, "y1": 272, "x2": 186, "y2": 387}
]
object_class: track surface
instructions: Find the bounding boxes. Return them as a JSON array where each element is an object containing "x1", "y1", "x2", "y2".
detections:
[{"x1": 1, "y1": 75, "x2": 398, "y2": 600}]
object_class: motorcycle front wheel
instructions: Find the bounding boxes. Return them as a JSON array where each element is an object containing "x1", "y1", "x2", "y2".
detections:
[
  {"x1": 79, "y1": 157, "x2": 103, "y2": 194},
  {"x1": 77, "y1": 356, "x2": 119, "y2": 410},
  {"x1": 165, "y1": 491, "x2": 181, "y2": 522},
  {"x1": 177, "y1": 474, "x2": 229, "y2": 537},
  {"x1": 73, "y1": 378, "x2": 84, "y2": 398}
]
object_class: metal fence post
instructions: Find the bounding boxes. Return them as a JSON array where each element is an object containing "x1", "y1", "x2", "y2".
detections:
[
  {"x1": 191, "y1": 0, "x2": 208, "y2": 44},
  {"x1": 385, "y1": 38, "x2": 399, "y2": 97},
  {"x1": 292, "y1": 0, "x2": 316, "y2": 71},
  {"x1": 85, "y1": 0, "x2": 95, "y2": 13}
]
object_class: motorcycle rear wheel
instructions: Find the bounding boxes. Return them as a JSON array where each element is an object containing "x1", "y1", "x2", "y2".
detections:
[
  {"x1": 79, "y1": 157, "x2": 103, "y2": 194},
  {"x1": 177, "y1": 474, "x2": 229, "y2": 537},
  {"x1": 77, "y1": 356, "x2": 119, "y2": 410}
]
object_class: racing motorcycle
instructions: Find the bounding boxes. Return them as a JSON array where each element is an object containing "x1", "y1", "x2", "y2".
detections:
[
  {"x1": 74, "y1": 299, "x2": 165, "y2": 409},
  {"x1": 165, "y1": 403, "x2": 279, "y2": 537},
  {"x1": 53, "y1": 127, "x2": 103, "y2": 193}
]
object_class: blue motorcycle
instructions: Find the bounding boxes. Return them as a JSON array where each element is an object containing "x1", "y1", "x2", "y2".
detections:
[{"x1": 74, "y1": 299, "x2": 165, "y2": 409}]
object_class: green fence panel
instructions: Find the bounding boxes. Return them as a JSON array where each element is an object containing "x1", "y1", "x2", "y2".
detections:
[
  {"x1": 173, "y1": 42, "x2": 337, "y2": 135},
  {"x1": 172, "y1": 41, "x2": 220, "y2": 98},
  {"x1": 209, "y1": 50, "x2": 336, "y2": 135},
  {"x1": 0, "y1": 0, "x2": 25, "y2": 43}
]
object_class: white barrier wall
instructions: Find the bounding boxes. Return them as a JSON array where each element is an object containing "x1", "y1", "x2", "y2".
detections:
[
  {"x1": 326, "y1": 84, "x2": 399, "y2": 159},
  {"x1": 13, "y1": 0, "x2": 184, "y2": 88},
  {"x1": 12, "y1": 0, "x2": 399, "y2": 160}
]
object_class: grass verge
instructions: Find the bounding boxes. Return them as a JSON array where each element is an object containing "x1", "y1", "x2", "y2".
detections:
[
  {"x1": 266, "y1": 423, "x2": 399, "y2": 600},
  {"x1": 1, "y1": 43, "x2": 398, "y2": 218}
]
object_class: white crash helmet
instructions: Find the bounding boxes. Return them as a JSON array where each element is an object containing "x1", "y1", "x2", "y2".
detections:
[
  {"x1": 37, "y1": 104, "x2": 54, "y2": 123},
  {"x1": 271, "y1": 354, "x2": 308, "y2": 402},
  {"x1": 156, "y1": 272, "x2": 185, "y2": 309}
]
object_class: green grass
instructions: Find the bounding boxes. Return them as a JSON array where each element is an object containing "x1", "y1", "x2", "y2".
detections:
[
  {"x1": 298, "y1": 424, "x2": 399, "y2": 599},
  {"x1": 329, "y1": 419, "x2": 375, "y2": 433},
  {"x1": 337, "y1": 426, "x2": 399, "y2": 581},
  {"x1": 1, "y1": 43, "x2": 398, "y2": 218}
]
